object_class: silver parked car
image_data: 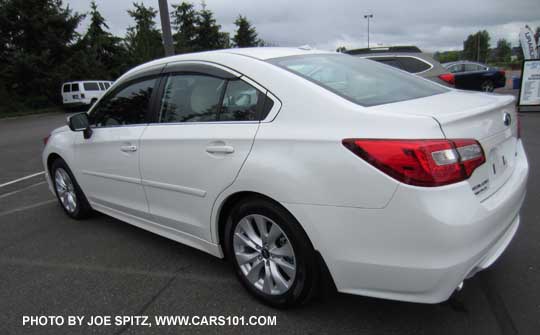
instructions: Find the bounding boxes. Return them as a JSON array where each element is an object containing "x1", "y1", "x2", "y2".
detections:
[{"x1": 345, "y1": 46, "x2": 455, "y2": 86}]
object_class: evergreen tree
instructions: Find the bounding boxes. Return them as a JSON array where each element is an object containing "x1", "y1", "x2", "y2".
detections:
[
  {"x1": 171, "y1": 1, "x2": 197, "y2": 53},
  {"x1": 76, "y1": 1, "x2": 128, "y2": 79},
  {"x1": 125, "y1": 2, "x2": 164, "y2": 67},
  {"x1": 232, "y1": 15, "x2": 260, "y2": 47},
  {"x1": 0, "y1": 0, "x2": 83, "y2": 109},
  {"x1": 219, "y1": 32, "x2": 231, "y2": 49},
  {"x1": 193, "y1": 2, "x2": 225, "y2": 51}
]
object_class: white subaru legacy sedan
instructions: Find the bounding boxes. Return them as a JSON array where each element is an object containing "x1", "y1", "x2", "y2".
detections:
[{"x1": 43, "y1": 47, "x2": 528, "y2": 307}]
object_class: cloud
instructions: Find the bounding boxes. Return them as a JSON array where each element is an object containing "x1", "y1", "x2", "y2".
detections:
[{"x1": 66, "y1": 0, "x2": 540, "y2": 52}]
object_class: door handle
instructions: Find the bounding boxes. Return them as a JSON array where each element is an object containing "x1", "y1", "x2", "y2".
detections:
[
  {"x1": 206, "y1": 145, "x2": 234, "y2": 154},
  {"x1": 120, "y1": 145, "x2": 138, "y2": 153}
]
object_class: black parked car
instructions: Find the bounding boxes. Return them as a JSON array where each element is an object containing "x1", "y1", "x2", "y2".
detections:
[{"x1": 442, "y1": 61, "x2": 506, "y2": 92}]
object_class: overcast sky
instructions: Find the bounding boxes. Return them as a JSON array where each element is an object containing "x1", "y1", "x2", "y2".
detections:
[{"x1": 66, "y1": 0, "x2": 540, "y2": 52}]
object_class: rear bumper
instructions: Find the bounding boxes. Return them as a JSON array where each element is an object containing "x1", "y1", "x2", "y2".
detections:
[
  {"x1": 495, "y1": 76, "x2": 506, "y2": 88},
  {"x1": 284, "y1": 140, "x2": 528, "y2": 303}
]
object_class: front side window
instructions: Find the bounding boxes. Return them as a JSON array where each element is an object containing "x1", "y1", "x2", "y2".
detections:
[
  {"x1": 160, "y1": 75, "x2": 225, "y2": 123},
  {"x1": 104, "y1": 82, "x2": 111, "y2": 89},
  {"x1": 84, "y1": 82, "x2": 100, "y2": 91},
  {"x1": 220, "y1": 79, "x2": 264, "y2": 121},
  {"x1": 269, "y1": 54, "x2": 447, "y2": 107},
  {"x1": 98, "y1": 82, "x2": 105, "y2": 90},
  {"x1": 449, "y1": 64, "x2": 465, "y2": 73},
  {"x1": 89, "y1": 78, "x2": 156, "y2": 127}
]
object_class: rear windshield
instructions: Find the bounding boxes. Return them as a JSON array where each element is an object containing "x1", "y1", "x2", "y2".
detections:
[
  {"x1": 268, "y1": 54, "x2": 447, "y2": 107},
  {"x1": 71, "y1": 83, "x2": 79, "y2": 92},
  {"x1": 84, "y1": 82, "x2": 100, "y2": 91},
  {"x1": 63, "y1": 84, "x2": 71, "y2": 93}
]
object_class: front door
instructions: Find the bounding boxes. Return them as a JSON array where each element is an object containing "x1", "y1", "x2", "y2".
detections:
[{"x1": 73, "y1": 76, "x2": 159, "y2": 216}]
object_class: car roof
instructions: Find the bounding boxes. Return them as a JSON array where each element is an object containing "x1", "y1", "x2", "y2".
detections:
[
  {"x1": 63, "y1": 80, "x2": 113, "y2": 85},
  {"x1": 442, "y1": 61, "x2": 488, "y2": 67},
  {"x1": 121, "y1": 47, "x2": 333, "y2": 77}
]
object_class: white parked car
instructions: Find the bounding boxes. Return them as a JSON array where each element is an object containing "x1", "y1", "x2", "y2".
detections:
[
  {"x1": 43, "y1": 48, "x2": 528, "y2": 307},
  {"x1": 61, "y1": 81, "x2": 113, "y2": 108}
]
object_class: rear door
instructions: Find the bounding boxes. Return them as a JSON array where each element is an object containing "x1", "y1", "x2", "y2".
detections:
[
  {"x1": 139, "y1": 62, "x2": 268, "y2": 242},
  {"x1": 70, "y1": 83, "x2": 81, "y2": 103},
  {"x1": 62, "y1": 83, "x2": 71, "y2": 104}
]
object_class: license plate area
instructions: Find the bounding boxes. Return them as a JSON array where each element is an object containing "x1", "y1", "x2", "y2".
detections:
[{"x1": 470, "y1": 131, "x2": 516, "y2": 200}]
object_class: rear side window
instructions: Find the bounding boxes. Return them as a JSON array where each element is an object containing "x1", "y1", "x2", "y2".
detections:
[
  {"x1": 464, "y1": 64, "x2": 482, "y2": 72},
  {"x1": 370, "y1": 58, "x2": 403, "y2": 70},
  {"x1": 160, "y1": 75, "x2": 225, "y2": 123},
  {"x1": 84, "y1": 82, "x2": 100, "y2": 91},
  {"x1": 269, "y1": 54, "x2": 447, "y2": 107},
  {"x1": 63, "y1": 84, "x2": 71, "y2": 93},
  {"x1": 71, "y1": 83, "x2": 79, "y2": 92},
  {"x1": 397, "y1": 57, "x2": 432, "y2": 73},
  {"x1": 221, "y1": 79, "x2": 265, "y2": 121},
  {"x1": 89, "y1": 78, "x2": 156, "y2": 127}
]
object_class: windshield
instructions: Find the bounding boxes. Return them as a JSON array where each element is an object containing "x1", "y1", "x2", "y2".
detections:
[{"x1": 268, "y1": 53, "x2": 448, "y2": 107}]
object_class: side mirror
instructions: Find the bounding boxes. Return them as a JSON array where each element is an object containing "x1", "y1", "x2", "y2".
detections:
[{"x1": 68, "y1": 112, "x2": 93, "y2": 139}]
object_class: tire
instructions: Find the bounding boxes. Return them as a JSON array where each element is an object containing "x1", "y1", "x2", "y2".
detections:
[
  {"x1": 50, "y1": 158, "x2": 93, "y2": 219},
  {"x1": 224, "y1": 196, "x2": 319, "y2": 308},
  {"x1": 481, "y1": 80, "x2": 494, "y2": 92}
]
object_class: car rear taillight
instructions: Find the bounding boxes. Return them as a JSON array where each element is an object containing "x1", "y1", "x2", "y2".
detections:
[
  {"x1": 438, "y1": 73, "x2": 455, "y2": 86},
  {"x1": 342, "y1": 139, "x2": 485, "y2": 187},
  {"x1": 498, "y1": 70, "x2": 506, "y2": 76},
  {"x1": 43, "y1": 134, "x2": 51, "y2": 145}
]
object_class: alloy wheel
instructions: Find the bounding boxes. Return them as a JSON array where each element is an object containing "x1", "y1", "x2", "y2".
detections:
[
  {"x1": 233, "y1": 214, "x2": 296, "y2": 295},
  {"x1": 481, "y1": 81, "x2": 494, "y2": 92},
  {"x1": 54, "y1": 168, "x2": 78, "y2": 213}
]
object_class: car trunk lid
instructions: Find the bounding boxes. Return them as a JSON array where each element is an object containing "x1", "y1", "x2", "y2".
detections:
[{"x1": 373, "y1": 90, "x2": 518, "y2": 200}]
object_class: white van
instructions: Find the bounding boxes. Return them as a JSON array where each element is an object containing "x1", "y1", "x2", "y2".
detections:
[{"x1": 61, "y1": 81, "x2": 113, "y2": 108}]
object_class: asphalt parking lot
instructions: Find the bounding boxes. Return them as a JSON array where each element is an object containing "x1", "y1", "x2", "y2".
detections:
[{"x1": 0, "y1": 100, "x2": 539, "y2": 334}]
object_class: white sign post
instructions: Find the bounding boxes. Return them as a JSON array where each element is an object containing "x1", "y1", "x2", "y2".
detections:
[{"x1": 518, "y1": 59, "x2": 540, "y2": 109}]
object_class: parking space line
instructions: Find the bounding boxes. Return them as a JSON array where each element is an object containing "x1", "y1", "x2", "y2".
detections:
[
  {"x1": 0, "y1": 257, "x2": 237, "y2": 283},
  {"x1": 0, "y1": 181, "x2": 47, "y2": 199},
  {"x1": 0, "y1": 171, "x2": 45, "y2": 188},
  {"x1": 0, "y1": 199, "x2": 55, "y2": 217},
  {"x1": 0, "y1": 257, "x2": 178, "y2": 278}
]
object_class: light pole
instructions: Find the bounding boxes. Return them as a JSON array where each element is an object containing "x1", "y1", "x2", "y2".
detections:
[
  {"x1": 364, "y1": 14, "x2": 373, "y2": 48},
  {"x1": 158, "y1": 0, "x2": 175, "y2": 56}
]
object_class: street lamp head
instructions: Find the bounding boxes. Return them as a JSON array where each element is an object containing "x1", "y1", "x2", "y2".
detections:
[{"x1": 364, "y1": 14, "x2": 373, "y2": 19}]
